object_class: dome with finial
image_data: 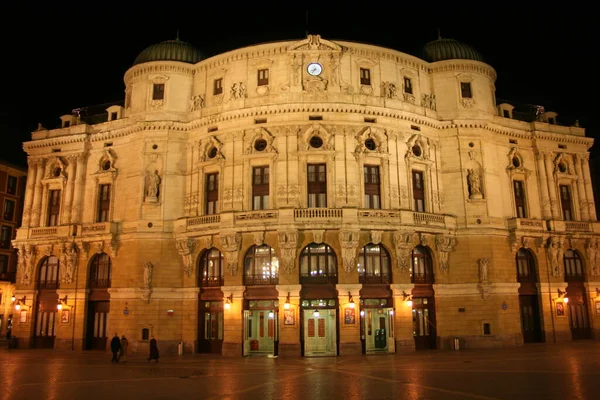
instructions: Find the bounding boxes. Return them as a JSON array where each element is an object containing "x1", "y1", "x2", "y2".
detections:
[
  {"x1": 133, "y1": 37, "x2": 204, "y2": 66},
  {"x1": 421, "y1": 34, "x2": 484, "y2": 63}
]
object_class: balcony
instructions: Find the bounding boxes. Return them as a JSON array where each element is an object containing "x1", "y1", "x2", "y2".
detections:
[
  {"x1": 0, "y1": 271, "x2": 16, "y2": 282},
  {"x1": 200, "y1": 276, "x2": 222, "y2": 287},
  {"x1": 38, "y1": 280, "x2": 59, "y2": 290},
  {"x1": 186, "y1": 215, "x2": 220, "y2": 231},
  {"x1": 358, "y1": 273, "x2": 390, "y2": 285},
  {"x1": 507, "y1": 218, "x2": 545, "y2": 232},
  {"x1": 89, "y1": 279, "x2": 111, "y2": 289},
  {"x1": 28, "y1": 225, "x2": 74, "y2": 239},
  {"x1": 235, "y1": 210, "x2": 278, "y2": 222},
  {"x1": 411, "y1": 273, "x2": 434, "y2": 284},
  {"x1": 244, "y1": 274, "x2": 279, "y2": 286},
  {"x1": 300, "y1": 273, "x2": 338, "y2": 285},
  {"x1": 80, "y1": 222, "x2": 118, "y2": 236},
  {"x1": 294, "y1": 208, "x2": 342, "y2": 221}
]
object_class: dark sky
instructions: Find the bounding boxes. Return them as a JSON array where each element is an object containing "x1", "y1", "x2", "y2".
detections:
[{"x1": 1, "y1": 5, "x2": 596, "y2": 175}]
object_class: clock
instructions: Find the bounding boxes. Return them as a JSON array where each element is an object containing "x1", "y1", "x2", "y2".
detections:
[{"x1": 307, "y1": 62, "x2": 323, "y2": 76}]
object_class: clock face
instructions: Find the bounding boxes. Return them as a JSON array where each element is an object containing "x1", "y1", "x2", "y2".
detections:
[{"x1": 307, "y1": 62, "x2": 323, "y2": 76}]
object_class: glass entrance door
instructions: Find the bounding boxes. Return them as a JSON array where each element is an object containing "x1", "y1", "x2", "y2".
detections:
[
  {"x1": 85, "y1": 300, "x2": 109, "y2": 350},
  {"x1": 412, "y1": 297, "x2": 436, "y2": 350},
  {"x1": 243, "y1": 309, "x2": 278, "y2": 356},
  {"x1": 362, "y1": 307, "x2": 395, "y2": 354},
  {"x1": 303, "y1": 309, "x2": 337, "y2": 356},
  {"x1": 519, "y1": 294, "x2": 543, "y2": 343}
]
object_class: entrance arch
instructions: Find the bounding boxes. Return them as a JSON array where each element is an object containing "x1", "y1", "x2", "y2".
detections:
[
  {"x1": 516, "y1": 248, "x2": 544, "y2": 343},
  {"x1": 410, "y1": 245, "x2": 437, "y2": 350},
  {"x1": 197, "y1": 247, "x2": 224, "y2": 354},
  {"x1": 34, "y1": 255, "x2": 60, "y2": 348},
  {"x1": 563, "y1": 250, "x2": 591, "y2": 340}
]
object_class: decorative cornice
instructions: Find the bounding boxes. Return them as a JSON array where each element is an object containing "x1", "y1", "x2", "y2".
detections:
[{"x1": 124, "y1": 63, "x2": 196, "y2": 85}]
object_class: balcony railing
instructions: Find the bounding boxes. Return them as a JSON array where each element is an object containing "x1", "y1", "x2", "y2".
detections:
[
  {"x1": 412, "y1": 212, "x2": 445, "y2": 226},
  {"x1": 411, "y1": 273, "x2": 434, "y2": 284},
  {"x1": 294, "y1": 208, "x2": 342, "y2": 220},
  {"x1": 187, "y1": 215, "x2": 220, "y2": 229},
  {"x1": 507, "y1": 218, "x2": 545, "y2": 231},
  {"x1": 200, "y1": 276, "x2": 222, "y2": 287},
  {"x1": 244, "y1": 274, "x2": 279, "y2": 286},
  {"x1": 38, "y1": 280, "x2": 59, "y2": 290},
  {"x1": 300, "y1": 273, "x2": 338, "y2": 285},
  {"x1": 565, "y1": 221, "x2": 591, "y2": 232},
  {"x1": 358, "y1": 273, "x2": 391, "y2": 285}
]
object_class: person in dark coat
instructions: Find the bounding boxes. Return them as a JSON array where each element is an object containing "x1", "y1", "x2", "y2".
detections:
[
  {"x1": 148, "y1": 337, "x2": 159, "y2": 362},
  {"x1": 110, "y1": 333, "x2": 121, "y2": 363}
]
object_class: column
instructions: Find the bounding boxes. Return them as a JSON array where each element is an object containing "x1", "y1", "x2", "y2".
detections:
[
  {"x1": 62, "y1": 156, "x2": 77, "y2": 224},
  {"x1": 581, "y1": 154, "x2": 597, "y2": 220},
  {"x1": 70, "y1": 154, "x2": 87, "y2": 224},
  {"x1": 21, "y1": 158, "x2": 39, "y2": 227},
  {"x1": 574, "y1": 154, "x2": 589, "y2": 221},
  {"x1": 544, "y1": 152, "x2": 559, "y2": 219},
  {"x1": 536, "y1": 151, "x2": 552, "y2": 219},
  {"x1": 29, "y1": 159, "x2": 46, "y2": 227}
]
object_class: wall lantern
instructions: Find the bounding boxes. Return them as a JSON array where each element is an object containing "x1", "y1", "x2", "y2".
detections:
[
  {"x1": 557, "y1": 289, "x2": 569, "y2": 303},
  {"x1": 14, "y1": 296, "x2": 26, "y2": 311},
  {"x1": 284, "y1": 292, "x2": 291, "y2": 310},
  {"x1": 57, "y1": 295, "x2": 69, "y2": 310},
  {"x1": 224, "y1": 293, "x2": 234, "y2": 310},
  {"x1": 348, "y1": 292, "x2": 356, "y2": 309},
  {"x1": 402, "y1": 291, "x2": 413, "y2": 307}
]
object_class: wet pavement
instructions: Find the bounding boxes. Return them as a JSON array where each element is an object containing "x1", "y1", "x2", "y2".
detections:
[{"x1": 1, "y1": 342, "x2": 600, "y2": 400}]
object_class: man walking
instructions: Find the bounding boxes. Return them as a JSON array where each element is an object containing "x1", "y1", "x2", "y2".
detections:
[{"x1": 110, "y1": 333, "x2": 121, "y2": 363}]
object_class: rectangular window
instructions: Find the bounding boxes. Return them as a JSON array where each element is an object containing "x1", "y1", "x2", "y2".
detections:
[
  {"x1": 252, "y1": 166, "x2": 270, "y2": 210},
  {"x1": 460, "y1": 82, "x2": 472, "y2": 98},
  {"x1": 213, "y1": 78, "x2": 223, "y2": 95},
  {"x1": 97, "y1": 184, "x2": 111, "y2": 222},
  {"x1": 257, "y1": 69, "x2": 269, "y2": 86},
  {"x1": 6, "y1": 175, "x2": 17, "y2": 195},
  {"x1": 3, "y1": 199, "x2": 15, "y2": 221},
  {"x1": 503, "y1": 110, "x2": 510, "y2": 118},
  {"x1": 412, "y1": 170, "x2": 425, "y2": 212},
  {"x1": 152, "y1": 83, "x2": 165, "y2": 100},
  {"x1": 47, "y1": 189, "x2": 61, "y2": 226},
  {"x1": 205, "y1": 173, "x2": 219, "y2": 215},
  {"x1": 560, "y1": 185, "x2": 573, "y2": 221},
  {"x1": 307, "y1": 164, "x2": 327, "y2": 208},
  {"x1": 0, "y1": 254, "x2": 8, "y2": 273},
  {"x1": 0, "y1": 225, "x2": 12, "y2": 249},
  {"x1": 513, "y1": 180, "x2": 527, "y2": 218},
  {"x1": 403, "y1": 77, "x2": 413, "y2": 94},
  {"x1": 363, "y1": 165, "x2": 381, "y2": 209},
  {"x1": 360, "y1": 68, "x2": 371, "y2": 85}
]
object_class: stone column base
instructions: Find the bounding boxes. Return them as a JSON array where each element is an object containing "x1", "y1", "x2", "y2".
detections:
[{"x1": 339, "y1": 341, "x2": 362, "y2": 355}]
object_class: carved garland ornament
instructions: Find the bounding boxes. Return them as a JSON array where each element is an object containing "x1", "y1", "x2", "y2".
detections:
[
  {"x1": 393, "y1": 231, "x2": 417, "y2": 272},
  {"x1": 220, "y1": 232, "x2": 242, "y2": 275},
  {"x1": 176, "y1": 238, "x2": 196, "y2": 277},
  {"x1": 339, "y1": 230, "x2": 360, "y2": 273},
  {"x1": 435, "y1": 235, "x2": 457, "y2": 274},
  {"x1": 278, "y1": 230, "x2": 298, "y2": 273}
]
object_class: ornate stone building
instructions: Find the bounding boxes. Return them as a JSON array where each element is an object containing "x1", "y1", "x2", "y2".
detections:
[{"x1": 11, "y1": 34, "x2": 600, "y2": 355}]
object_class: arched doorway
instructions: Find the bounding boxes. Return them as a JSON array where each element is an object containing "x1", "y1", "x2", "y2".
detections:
[
  {"x1": 516, "y1": 248, "x2": 544, "y2": 343},
  {"x1": 563, "y1": 250, "x2": 591, "y2": 340},
  {"x1": 197, "y1": 247, "x2": 224, "y2": 354},
  {"x1": 299, "y1": 242, "x2": 338, "y2": 357},
  {"x1": 242, "y1": 245, "x2": 279, "y2": 357},
  {"x1": 357, "y1": 243, "x2": 394, "y2": 354},
  {"x1": 34, "y1": 255, "x2": 60, "y2": 348},
  {"x1": 410, "y1": 245, "x2": 437, "y2": 350},
  {"x1": 84, "y1": 252, "x2": 111, "y2": 350}
]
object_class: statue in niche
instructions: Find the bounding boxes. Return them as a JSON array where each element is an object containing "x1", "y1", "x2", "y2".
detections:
[
  {"x1": 467, "y1": 169, "x2": 483, "y2": 199},
  {"x1": 145, "y1": 170, "x2": 161, "y2": 202}
]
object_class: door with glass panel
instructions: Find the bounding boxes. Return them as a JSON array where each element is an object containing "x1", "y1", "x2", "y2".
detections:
[
  {"x1": 243, "y1": 300, "x2": 278, "y2": 356},
  {"x1": 362, "y1": 307, "x2": 395, "y2": 354},
  {"x1": 412, "y1": 297, "x2": 436, "y2": 350},
  {"x1": 34, "y1": 308, "x2": 57, "y2": 349},
  {"x1": 303, "y1": 308, "x2": 337, "y2": 356},
  {"x1": 198, "y1": 301, "x2": 223, "y2": 353},
  {"x1": 85, "y1": 301, "x2": 109, "y2": 350}
]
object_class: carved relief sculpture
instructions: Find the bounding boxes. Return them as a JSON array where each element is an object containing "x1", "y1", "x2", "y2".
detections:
[
  {"x1": 339, "y1": 230, "x2": 360, "y2": 273},
  {"x1": 421, "y1": 94, "x2": 437, "y2": 111},
  {"x1": 380, "y1": 82, "x2": 397, "y2": 99},
  {"x1": 467, "y1": 169, "x2": 483, "y2": 199},
  {"x1": 435, "y1": 235, "x2": 457, "y2": 274},
  {"x1": 370, "y1": 230, "x2": 383, "y2": 245},
  {"x1": 230, "y1": 82, "x2": 247, "y2": 100},
  {"x1": 479, "y1": 258, "x2": 489, "y2": 284},
  {"x1": 145, "y1": 170, "x2": 161, "y2": 202},
  {"x1": 60, "y1": 242, "x2": 78, "y2": 284},
  {"x1": 278, "y1": 230, "x2": 298, "y2": 273},
  {"x1": 176, "y1": 238, "x2": 196, "y2": 277},
  {"x1": 312, "y1": 230, "x2": 325, "y2": 244},
  {"x1": 190, "y1": 94, "x2": 205, "y2": 111},
  {"x1": 586, "y1": 238, "x2": 599, "y2": 276},
  {"x1": 17, "y1": 244, "x2": 35, "y2": 286},
  {"x1": 393, "y1": 231, "x2": 416, "y2": 272},
  {"x1": 220, "y1": 232, "x2": 242, "y2": 275},
  {"x1": 547, "y1": 236, "x2": 564, "y2": 277}
]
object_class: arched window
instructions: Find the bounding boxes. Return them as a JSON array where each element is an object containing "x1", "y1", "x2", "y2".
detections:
[
  {"x1": 564, "y1": 250, "x2": 584, "y2": 281},
  {"x1": 300, "y1": 243, "x2": 337, "y2": 284},
  {"x1": 244, "y1": 245, "x2": 278, "y2": 285},
  {"x1": 357, "y1": 243, "x2": 391, "y2": 284},
  {"x1": 411, "y1": 246, "x2": 434, "y2": 284},
  {"x1": 38, "y1": 256, "x2": 60, "y2": 289},
  {"x1": 516, "y1": 248, "x2": 536, "y2": 282},
  {"x1": 198, "y1": 248, "x2": 224, "y2": 287},
  {"x1": 89, "y1": 253, "x2": 112, "y2": 288}
]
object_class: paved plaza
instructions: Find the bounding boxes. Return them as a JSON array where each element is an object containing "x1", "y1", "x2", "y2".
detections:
[{"x1": 1, "y1": 342, "x2": 600, "y2": 400}]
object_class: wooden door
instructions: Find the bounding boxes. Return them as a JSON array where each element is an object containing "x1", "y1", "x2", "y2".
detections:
[
  {"x1": 34, "y1": 310, "x2": 56, "y2": 348},
  {"x1": 198, "y1": 301, "x2": 223, "y2": 354},
  {"x1": 519, "y1": 295, "x2": 543, "y2": 343},
  {"x1": 412, "y1": 297, "x2": 436, "y2": 350},
  {"x1": 85, "y1": 301, "x2": 109, "y2": 350}
]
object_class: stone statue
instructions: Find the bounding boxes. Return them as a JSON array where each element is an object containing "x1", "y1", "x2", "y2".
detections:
[
  {"x1": 230, "y1": 82, "x2": 247, "y2": 100},
  {"x1": 143, "y1": 261, "x2": 153, "y2": 289},
  {"x1": 329, "y1": 54, "x2": 339, "y2": 85},
  {"x1": 467, "y1": 169, "x2": 483, "y2": 199},
  {"x1": 479, "y1": 258, "x2": 489, "y2": 284},
  {"x1": 191, "y1": 94, "x2": 204, "y2": 111},
  {"x1": 291, "y1": 54, "x2": 303, "y2": 86},
  {"x1": 547, "y1": 237, "x2": 562, "y2": 277},
  {"x1": 145, "y1": 170, "x2": 161, "y2": 201}
]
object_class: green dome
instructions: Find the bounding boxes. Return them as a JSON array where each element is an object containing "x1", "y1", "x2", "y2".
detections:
[
  {"x1": 133, "y1": 39, "x2": 204, "y2": 66},
  {"x1": 422, "y1": 38, "x2": 483, "y2": 63}
]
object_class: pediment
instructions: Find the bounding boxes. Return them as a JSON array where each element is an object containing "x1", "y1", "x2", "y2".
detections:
[{"x1": 289, "y1": 34, "x2": 342, "y2": 52}]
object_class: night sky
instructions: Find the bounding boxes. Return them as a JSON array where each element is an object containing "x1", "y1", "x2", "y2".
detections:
[{"x1": 1, "y1": 5, "x2": 596, "y2": 191}]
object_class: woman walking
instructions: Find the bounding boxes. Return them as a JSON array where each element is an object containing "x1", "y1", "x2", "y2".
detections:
[
  {"x1": 148, "y1": 337, "x2": 159, "y2": 362},
  {"x1": 119, "y1": 335, "x2": 129, "y2": 362}
]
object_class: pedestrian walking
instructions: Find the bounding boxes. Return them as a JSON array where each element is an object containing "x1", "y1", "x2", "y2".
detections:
[
  {"x1": 110, "y1": 333, "x2": 121, "y2": 363},
  {"x1": 119, "y1": 335, "x2": 129, "y2": 362},
  {"x1": 148, "y1": 336, "x2": 159, "y2": 362}
]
